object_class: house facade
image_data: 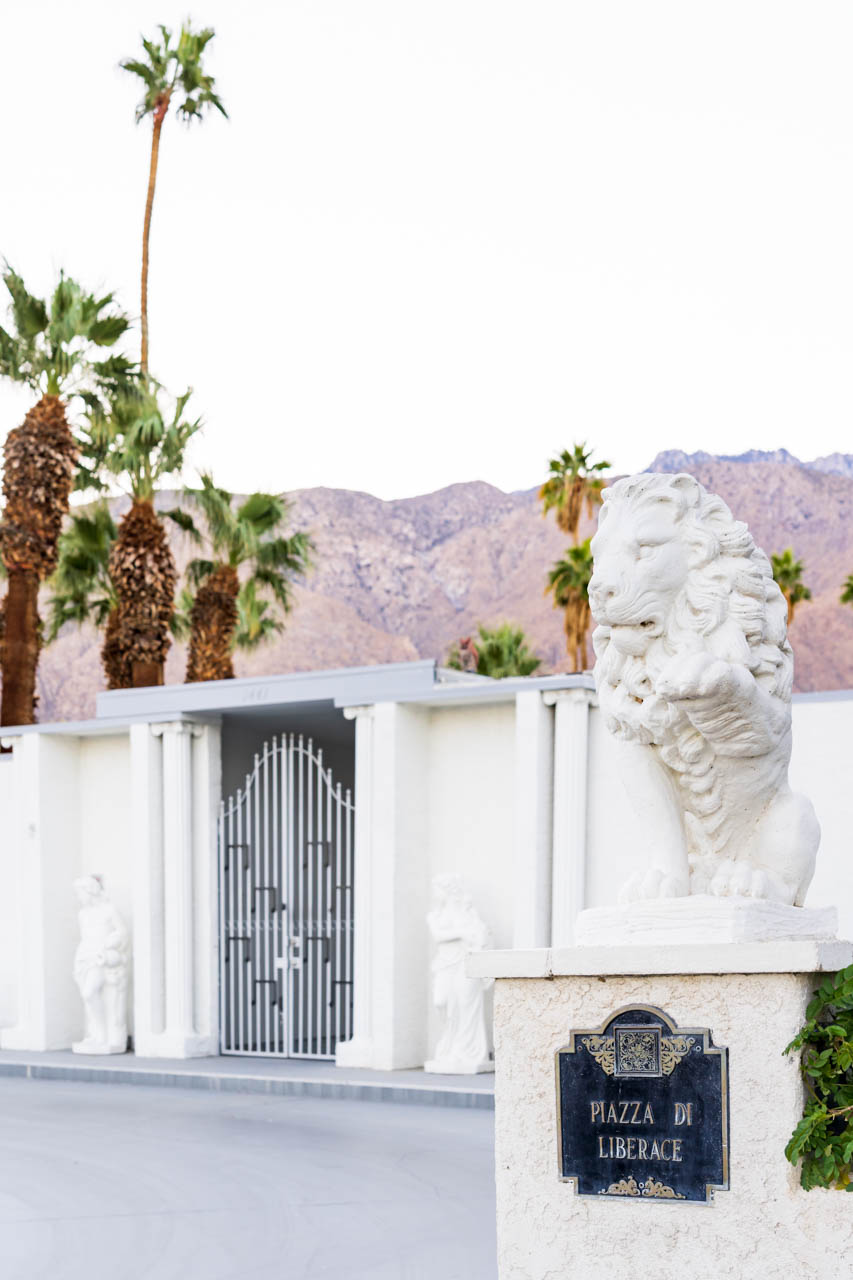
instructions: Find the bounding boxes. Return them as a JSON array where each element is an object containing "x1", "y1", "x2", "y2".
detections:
[{"x1": 0, "y1": 660, "x2": 850, "y2": 1069}]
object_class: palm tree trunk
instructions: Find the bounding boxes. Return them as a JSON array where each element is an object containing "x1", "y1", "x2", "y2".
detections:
[
  {"x1": 0, "y1": 393, "x2": 77, "y2": 724},
  {"x1": 108, "y1": 499, "x2": 176, "y2": 689},
  {"x1": 186, "y1": 565, "x2": 240, "y2": 683},
  {"x1": 0, "y1": 570, "x2": 41, "y2": 725},
  {"x1": 140, "y1": 95, "x2": 170, "y2": 375}
]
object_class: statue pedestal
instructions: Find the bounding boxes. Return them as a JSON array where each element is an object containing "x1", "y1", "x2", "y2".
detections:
[
  {"x1": 469, "y1": 941, "x2": 853, "y2": 1280},
  {"x1": 575, "y1": 896, "x2": 838, "y2": 947}
]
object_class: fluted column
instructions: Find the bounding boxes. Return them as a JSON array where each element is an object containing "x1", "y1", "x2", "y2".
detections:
[{"x1": 546, "y1": 688, "x2": 596, "y2": 947}]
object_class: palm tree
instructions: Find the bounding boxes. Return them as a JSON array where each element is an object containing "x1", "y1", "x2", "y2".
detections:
[
  {"x1": 539, "y1": 444, "x2": 611, "y2": 540},
  {"x1": 0, "y1": 267, "x2": 130, "y2": 723},
  {"x1": 771, "y1": 548, "x2": 812, "y2": 625},
  {"x1": 171, "y1": 475, "x2": 313, "y2": 682},
  {"x1": 841, "y1": 575, "x2": 853, "y2": 608},
  {"x1": 447, "y1": 623, "x2": 541, "y2": 679},
  {"x1": 122, "y1": 22, "x2": 227, "y2": 374},
  {"x1": 46, "y1": 503, "x2": 131, "y2": 690},
  {"x1": 78, "y1": 380, "x2": 202, "y2": 687},
  {"x1": 47, "y1": 503, "x2": 117, "y2": 636},
  {"x1": 547, "y1": 540, "x2": 594, "y2": 673}
]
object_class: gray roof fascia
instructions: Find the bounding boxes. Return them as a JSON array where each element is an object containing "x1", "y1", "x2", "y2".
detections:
[
  {"x1": 364, "y1": 672, "x2": 596, "y2": 709},
  {"x1": 94, "y1": 659, "x2": 443, "y2": 720},
  {"x1": 792, "y1": 689, "x2": 853, "y2": 703},
  {"x1": 0, "y1": 709, "x2": 219, "y2": 743}
]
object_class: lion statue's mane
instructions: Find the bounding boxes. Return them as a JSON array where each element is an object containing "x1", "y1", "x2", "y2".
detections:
[{"x1": 593, "y1": 472, "x2": 792, "y2": 745}]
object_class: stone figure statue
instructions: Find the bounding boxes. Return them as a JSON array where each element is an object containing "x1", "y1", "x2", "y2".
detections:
[
  {"x1": 588, "y1": 472, "x2": 820, "y2": 907},
  {"x1": 72, "y1": 875, "x2": 129, "y2": 1055},
  {"x1": 424, "y1": 874, "x2": 493, "y2": 1074}
]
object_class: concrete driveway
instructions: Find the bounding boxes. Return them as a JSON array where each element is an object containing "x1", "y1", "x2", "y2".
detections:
[{"x1": 0, "y1": 1078, "x2": 496, "y2": 1280}]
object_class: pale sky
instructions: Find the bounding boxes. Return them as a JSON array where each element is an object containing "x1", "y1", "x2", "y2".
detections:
[{"x1": 2, "y1": 2, "x2": 851, "y2": 500}]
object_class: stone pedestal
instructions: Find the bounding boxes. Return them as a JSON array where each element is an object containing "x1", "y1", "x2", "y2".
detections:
[{"x1": 469, "y1": 942, "x2": 853, "y2": 1280}]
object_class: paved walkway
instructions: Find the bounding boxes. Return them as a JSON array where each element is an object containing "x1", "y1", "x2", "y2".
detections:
[{"x1": 0, "y1": 1076, "x2": 497, "y2": 1280}]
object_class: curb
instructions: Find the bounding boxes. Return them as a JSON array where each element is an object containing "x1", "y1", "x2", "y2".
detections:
[{"x1": 0, "y1": 1061, "x2": 495, "y2": 1110}]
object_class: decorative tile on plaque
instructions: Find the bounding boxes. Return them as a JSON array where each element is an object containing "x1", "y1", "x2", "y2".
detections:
[{"x1": 556, "y1": 1005, "x2": 729, "y2": 1205}]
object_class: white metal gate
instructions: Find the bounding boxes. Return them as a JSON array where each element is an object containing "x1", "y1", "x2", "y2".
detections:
[{"x1": 218, "y1": 733, "x2": 354, "y2": 1058}]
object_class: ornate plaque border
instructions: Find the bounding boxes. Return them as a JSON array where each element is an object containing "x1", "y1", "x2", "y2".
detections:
[{"x1": 554, "y1": 1003, "x2": 729, "y2": 1205}]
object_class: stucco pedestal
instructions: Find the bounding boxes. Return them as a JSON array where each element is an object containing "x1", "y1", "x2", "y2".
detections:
[{"x1": 470, "y1": 943, "x2": 853, "y2": 1280}]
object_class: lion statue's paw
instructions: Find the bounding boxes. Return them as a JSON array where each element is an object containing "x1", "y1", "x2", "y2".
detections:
[
  {"x1": 618, "y1": 868, "x2": 689, "y2": 903},
  {"x1": 656, "y1": 652, "x2": 737, "y2": 704},
  {"x1": 708, "y1": 859, "x2": 770, "y2": 900}
]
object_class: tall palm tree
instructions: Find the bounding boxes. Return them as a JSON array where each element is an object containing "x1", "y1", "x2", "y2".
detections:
[
  {"x1": 171, "y1": 475, "x2": 313, "y2": 682},
  {"x1": 771, "y1": 548, "x2": 812, "y2": 625},
  {"x1": 547, "y1": 539, "x2": 594, "y2": 673},
  {"x1": 78, "y1": 381, "x2": 202, "y2": 687},
  {"x1": 122, "y1": 23, "x2": 227, "y2": 375},
  {"x1": 539, "y1": 444, "x2": 611, "y2": 540},
  {"x1": 446, "y1": 623, "x2": 540, "y2": 679},
  {"x1": 0, "y1": 267, "x2": 130, "y2": 723}
]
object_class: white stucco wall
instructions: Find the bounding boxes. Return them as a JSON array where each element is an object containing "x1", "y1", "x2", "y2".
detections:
[
  {"x1": 77, "y1": 736, "x2": 133, "y2": 938},
  {"x1": 424, "y1": 703, "x2": 516, "y2": 1059},
  {"x1": 790, "y1": 696, "x2": 853, "y2": 938},
  {"x1": 0, "y1": 757, "x2": 20, "y2": 1026},
  {"x1": 492, "y1": 966, "x2": 853, "y2": 1280},
  {"x1": 584, "y1": 695, "x2": 853, "y2": 939},
  {"x1": 426, "y1": 703, "x2": 516, "y2": 949}
]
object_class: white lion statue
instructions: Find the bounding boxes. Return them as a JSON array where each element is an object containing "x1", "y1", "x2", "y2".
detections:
[{"x1": 589, "y1": 472, "x2": 819, "y2": 907}]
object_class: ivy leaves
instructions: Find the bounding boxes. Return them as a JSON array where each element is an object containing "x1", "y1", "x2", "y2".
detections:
[{"x1": 784, "y1": 963, "x2": 853, "y2": 1191}]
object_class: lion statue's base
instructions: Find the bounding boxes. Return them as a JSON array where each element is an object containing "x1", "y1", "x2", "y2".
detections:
[{"x1": 574, "y1": 895, "x2": 838, "y2": 947}]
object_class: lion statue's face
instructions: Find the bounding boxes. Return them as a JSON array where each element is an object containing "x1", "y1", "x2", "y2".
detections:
[
  {"x1": 589, "y1": 490, "x2": 690, "y2": 657},
  {"x1": 589, "y1": 473, "x2": 792, "y2": 735}
]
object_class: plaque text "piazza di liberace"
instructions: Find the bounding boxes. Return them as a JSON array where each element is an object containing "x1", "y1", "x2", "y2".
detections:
[{"x1": 555, "y1": 1006, "x2": 729, "y2": 1204}]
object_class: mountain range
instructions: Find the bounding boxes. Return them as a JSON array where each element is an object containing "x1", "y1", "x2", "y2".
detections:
[{"x1": 27, "y1": 452, "x2": 853, "y2": 723}]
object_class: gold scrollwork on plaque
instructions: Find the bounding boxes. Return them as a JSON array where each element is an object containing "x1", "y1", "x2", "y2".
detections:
[
  {"x1": 581, "y1": 1035, "x2": 615, "y2": 1075},
  {"x1": 599, "y1": 1177, "x2": 639, "y2": 1196},
  {"x1": 642, "y1": 1177, "x2": 685, "y2": 1199},
  {"x1": 598, "y1": 1177, "x2": 685, "y2": 1200},
  {"x1": 660, "y1": 1035, "x2": 695, "y2": 1075}
]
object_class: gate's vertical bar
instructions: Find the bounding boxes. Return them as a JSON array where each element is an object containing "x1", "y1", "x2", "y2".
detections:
[
  {"x1": 218, "y1": 801, "x2": 226, "y2": 1053},
  {"x1": 315, "y1": 748, "x2": 324, "y2": 1057},
  {"x1": 287, "y1": 734, "x2": 295, "y2": 1056},
  {"x1": 248, "y1": 764, "x2": 257, "y2": 1053},
  {"x1": 334, "y1": 782, "x2": 343, "y2": 1048},
  {"x1": 297, "y1": 735, "x2": 305, "y2": 1056},
  {"x1": 253, "y1": 747, "x2": 263, "y2": 1054},
  {"x1": 272, "y1": 735, "x2": 280, "y2": 1056},
  {"x1": 305, "y1": 739, "x2": 314, "y2": 1056},
  {"x1": 227, "y1": 797, "x2": 235, "y2": 1052},
  {"x1": 345, "y1": 787, "x2": 353, "y2": 1041},
  {"x1": 235, "y1": 786, "x2": 244, "y2": 1052},
  {"x1": 325, "y1": 766, "x2": 333, "y2": 1057}
]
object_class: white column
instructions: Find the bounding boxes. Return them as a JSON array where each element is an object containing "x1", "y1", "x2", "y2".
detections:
[
  {"x1": 132, "y1": 720, "x2": 218, "y2": 1058},
  {"x1": 546, "y1": 688, "x2": 596, "y2": 947},
  {"x1": 192, "y1": 721, "x2": 221, "y2": 1053},
  {"x1": 336, "y1": 702, "x2": 430, "y2": 1070},
  {"x1": 130, "y1": 721, "x2": 165, "y2": 1053},
  {"x1": 336, "y1": 705, "x2": 375, "y2": 1067},
  {"x1": 512, "y1": 691, "x2": 555, "y2": 948}
]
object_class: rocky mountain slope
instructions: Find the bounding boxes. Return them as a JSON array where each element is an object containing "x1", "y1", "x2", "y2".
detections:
[{"x1": 23, "y1": 458, "x2": 853, "y2": 722}]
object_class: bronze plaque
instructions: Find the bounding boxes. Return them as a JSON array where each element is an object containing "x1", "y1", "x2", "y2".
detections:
[{"x1": 555, "y1": 1004, "x2": 729, "y2": 1204}]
